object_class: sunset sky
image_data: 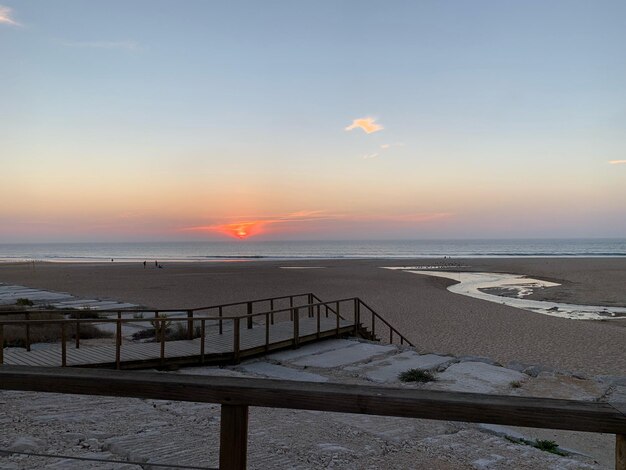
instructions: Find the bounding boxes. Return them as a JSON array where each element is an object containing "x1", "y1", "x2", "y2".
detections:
[{"x1": 1, "y1": 1, "x2": 625, "y2": 242}]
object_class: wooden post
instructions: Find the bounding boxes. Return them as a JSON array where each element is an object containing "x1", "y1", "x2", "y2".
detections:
[
  {"x1": 316, "y1": 304, "x2": 321, "y2": 339},
  {"x1": 187, "y1": 310, "x2": 194, "y2": 340},
  {"x1": 353, "y1": 298, "x2": 359, "y2": 336},
  {"x1": 289, "y1": 296, "x2": 294, "y2": 321},
  {"x1": 233, "y1": 318, "x2": 241, "y2": 364},
  {"x1": 219, "y1": 306, "x2": 223, "y2": 335},
  {"x1": 160, "y1": 317, "x2": 166, "y2": 364},
  {"x1": 293, "y1": 308, "x2": 299, "y2": 348},
  {"x1": 617, "y1": 434, "x2": 626, "y2": 470},
  {"x1": 246, "y1": 302, "x2": 253, "y2": 329},
  {"x1": 75, "y1": 312, "x2": 80, "y2": 349},
  {"x1": 219, "y1": 404, "x2": 248, "y2": 470},
  {"x1": 115, "y1": 316, "x2": 121, "y2": 370},
  {"x1": 270, "y1": 299, "x2": 274, "y2": 325},
  {"x1": 25, "y1": 312, "x2": 31, "y2": 352},
  {"x1": 61, "y1": 322, "x2": 67, "y2": 367},
  {"x1": 200, "y1": 319, "x2": 206, "y2": 364},
  {"x1": 335, "y1": 302, "x2": 340, "y2": 337},
  {"x1": 0, "y1": 323, "x2": 4, "y2": 364},
  {"x1": 265, "y1": 313, "x2": 270, "y2": 352},
  {"x1": 371, "y1": 314, "x2": 376, "y2": 340},
  {"x1": 390, "y1": 329, "x2": 393, "y2": 344},
  {"x1": 308, "y1": 293, "x2": 313, "y2": 318}
]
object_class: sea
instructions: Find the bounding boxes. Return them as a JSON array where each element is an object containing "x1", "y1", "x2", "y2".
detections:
[{"x1": 0, "y1": 239, "x2": 625, "y2": 263}]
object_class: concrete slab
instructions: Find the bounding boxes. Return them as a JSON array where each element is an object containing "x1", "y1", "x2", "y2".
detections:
[
  {"x1": 357, "y1": 352, "x2": 454, "y2": 383},
  {"x1": 268, "y1": 338, "x2": 360, "y2": 362},
  {"x1": 516, "y1": 374, "x2": 606, "y2": 401},
  {"x1": 239, "y1": 362, "x2": 328, "y2": 382},
  {"x1": 290, "y1": 342, "x2": 396, "y2": 368},
  {"x1": 426, "y1": 362, "x2": 526, "y2": 394}
]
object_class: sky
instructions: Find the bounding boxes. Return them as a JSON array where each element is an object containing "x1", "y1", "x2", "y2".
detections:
[{"x1": 1, "y1": 0, "x2": 625, "y2": 242}]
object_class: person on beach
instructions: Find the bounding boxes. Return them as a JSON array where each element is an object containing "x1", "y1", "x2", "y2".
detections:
[
  {"x1": 143, "y1": 260, "x2": 146, "y2": 268},
  {"x1": 155, "y1": 260, "x2": 158, "y2": 267}
]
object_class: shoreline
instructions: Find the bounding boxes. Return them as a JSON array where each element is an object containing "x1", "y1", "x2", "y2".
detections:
[
  {"x1": 2, "y1": 254, "x2": 626, "y2": 264},
  {"x1": 1, "y1": 257, "x2": 625, "y2": 375}
]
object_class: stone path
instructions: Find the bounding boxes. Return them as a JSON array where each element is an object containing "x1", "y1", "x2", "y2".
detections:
[{"x1": 0, "y1": 283, "x2": 137, "y2": 310}]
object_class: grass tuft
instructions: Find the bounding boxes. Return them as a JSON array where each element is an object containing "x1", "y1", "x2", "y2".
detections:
[
  {"x1": 398, "y1": 368, "x2": 436, "y2": 383},
  {"x1": 533, "y1": 439, "x2": 565, "y2": 455},
  {"x1": 505, "y1": 436, "x2": 567, "y2": 456}
]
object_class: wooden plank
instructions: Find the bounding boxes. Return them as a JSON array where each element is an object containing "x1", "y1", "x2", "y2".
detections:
[
  {"x1": 1, "y1": 366, "x2": 625, "y2": 435},
  {"x1": 3, "y1": 354, "x2": 39, "y2": 367},
  {"x1": 64, "y1": 348, "x2": 109, "y2": 365},
  {"x1": 4, "y1": 348, "x2": 55, "y2": 367},
  {"x1": 14, "y1": 350, "x2": 60, "y2": 367}
]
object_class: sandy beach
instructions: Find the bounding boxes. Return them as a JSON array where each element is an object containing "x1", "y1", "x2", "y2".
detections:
[{"x1": 1, "y1": 258, "x2": 625, "y2": 376}]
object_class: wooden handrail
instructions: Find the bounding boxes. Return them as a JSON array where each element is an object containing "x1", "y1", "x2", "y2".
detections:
[
  {"x1": 357, "y1": 299, "x2": 414, "y2": 347},
  {"x1": 0, "y1": 367, "x2": 624, "y2": 470},
  {"x1": 0, "y1": 292, "x2": 317, "y2": 318},
  {"x1": 191, "y1": 292, "x2": 315, "y2": 312},
  {"x1": 0, "y1": 298, "x2": 360, "y2": 324}
]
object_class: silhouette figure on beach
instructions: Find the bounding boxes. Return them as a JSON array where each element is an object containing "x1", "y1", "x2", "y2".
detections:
[{"x1": 143, "y1": 260, "x2": 146, "y2": 268}]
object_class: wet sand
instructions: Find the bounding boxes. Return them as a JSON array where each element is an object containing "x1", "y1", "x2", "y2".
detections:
[{"x1": 1, "y1": 258, "x2": 625, "y2": 376}]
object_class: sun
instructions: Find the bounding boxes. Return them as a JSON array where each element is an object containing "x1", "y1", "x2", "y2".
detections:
[{"x1": 217, "y1": 221, "x2": 268, "y2": 240}]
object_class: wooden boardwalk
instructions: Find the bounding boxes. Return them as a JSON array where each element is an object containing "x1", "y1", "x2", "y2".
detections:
[
  {"x1": 0, "y1": 294, "x2": 413, "y2": 370},
  {"x1": 2, "y1": 316, "x2": 354, "y2": 369}
]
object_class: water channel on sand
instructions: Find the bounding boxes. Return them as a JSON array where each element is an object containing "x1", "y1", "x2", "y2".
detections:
[{"x1": 384, "y1": 267, "x2": 626, "y2": 320}]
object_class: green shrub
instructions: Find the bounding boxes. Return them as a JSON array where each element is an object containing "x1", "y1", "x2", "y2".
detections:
[
  {"x1": 150, "y1": 314, "x2": 172, "y2": 336},
  {"x1": 67, "y1": 310, "x2": 100, "y2": 319},
  {"x1": 132, "y1": 322, "x2": 202, "y2": 342},
  {"x1": 398, "y1": 369, "x2": 436, "y2": 383},
  {"x1": 1, "y1": 312, "x2": 111, "y2": 347},
  {"x1": 533, "y1": 440, "x2": 565, "y2": 455},
  {"x1": 505, "y1": 436, "x2": 567, "y2": 456}
]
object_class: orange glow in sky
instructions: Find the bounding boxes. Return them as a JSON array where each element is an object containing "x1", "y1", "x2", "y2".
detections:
[{"x1": 215, "y1": 221, "x2": 271, "y2": 239}]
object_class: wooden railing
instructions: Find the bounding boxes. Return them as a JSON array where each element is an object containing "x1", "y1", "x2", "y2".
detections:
[
  {"x1": 310, "y1": 294, "x2": 412, "y2": 347},
  {"x1": 0, "y1": 296, "x2": 411, "y2": 368},
  {"x1": 0, "y1": 366, "x2": 624, "y2": 470}
]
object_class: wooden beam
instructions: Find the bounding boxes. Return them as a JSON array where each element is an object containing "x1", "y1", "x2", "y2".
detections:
[
  {"x1": 618, "y1": 434, "x2": 626, "y2": 470},
  {"x1": 0, "y1": 366, "x2": 624, "y2": 435},
  {"x1": 219, "y1": 405, "x2": 248, "y2": 470}
]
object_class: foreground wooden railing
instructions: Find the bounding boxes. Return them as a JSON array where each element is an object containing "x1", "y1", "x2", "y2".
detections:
[{"x1": 0, "y1": 367, "x2": 624, "y2": 469}]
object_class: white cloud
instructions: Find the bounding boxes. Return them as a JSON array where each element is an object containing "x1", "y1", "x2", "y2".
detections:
[
  {"x1": 345, "y1": 117, "x2": 383, "y2": 134},
  {"x1": 380, "y1": 142, "x2": 404, "y2": 150},
  {"x1": 0, "y1": 5, "x2": 20, "y2": 26},
  {"x1": 609, "y1": 160, "x2": 626, "y2": 165},
  {"x1": 362, "y1": 153, "x2": 379, "y2": 160}
]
